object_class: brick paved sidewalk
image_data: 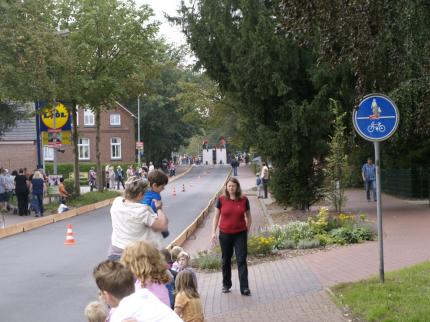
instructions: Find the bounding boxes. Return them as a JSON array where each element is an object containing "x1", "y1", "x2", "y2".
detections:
[
  {"x1": 185, "y1": 164, "x2": 347, "y2": 321},
  {"x1": 184, "y1": 164, "x2": 430, "y2": 322}
]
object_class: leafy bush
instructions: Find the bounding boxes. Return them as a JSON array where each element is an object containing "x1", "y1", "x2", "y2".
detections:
[
  {"x1": 63, "y1": 178, "x2": 75, "y2": 196},
  {"x1": 316, "y1": 233, "x2": 336, "y2": 246},
  {"x1": 278, "y1": 239, "x2": 296, "y2": 249},
  {"x1": 352, "y1": 227, "x2": 374, "y2": 241},
  {"x1": 191, "y1": 252, "x2": 222, "y2": 270},
  {"x1": 284, "y1": 221, "x2": 315, "y2": 243},
  {"x1": 297, "y1": 239, "x2": 320, "y2": 249},
  {"x1": 329, "y1": 226, "x2": 374, "y2": 245},
  {"x1": 308, "y1": 207, "x2": 329, "y2": 233},
  {"x1": 248, "y1": 236, "x2": 276, "y2": 256},
  {"x1": 329, "y1": 227, "x2": 357, "y2": 244}
]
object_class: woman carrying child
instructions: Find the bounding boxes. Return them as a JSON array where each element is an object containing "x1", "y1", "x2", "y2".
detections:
[
  {"x1": 175, "y1": 270, "x2": 205, "y2": 322},
  {"x1": 121, "y1": 240, "x2": 171, "y2": 307},
  {"x1": 108, "y1": 176, "x2": 168, "y2": 260}
]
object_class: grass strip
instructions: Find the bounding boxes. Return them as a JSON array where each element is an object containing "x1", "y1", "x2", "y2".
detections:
[
  {"x1": 44, "y1": 191, "x2": 121, "y2": 213},
  {"x1": 332, "y1": 261, "x2": 430, "y2": 321}
]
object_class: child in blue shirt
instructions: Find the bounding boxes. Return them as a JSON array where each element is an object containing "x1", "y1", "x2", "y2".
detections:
[{"x1": 141, "y1": 169, "x2": 170, "y2": 238}]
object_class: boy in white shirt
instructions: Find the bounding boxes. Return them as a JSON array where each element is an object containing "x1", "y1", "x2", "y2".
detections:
[{"x1": 93, "y1": 260, "x2": 183, "y2": 322}]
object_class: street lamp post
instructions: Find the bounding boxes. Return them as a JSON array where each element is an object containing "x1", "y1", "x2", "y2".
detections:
[
  {"x1": 53, "y1": 100, "x2": 58, "y2": 175},
  {"x1": 137, "y1": 95, "x2": 141, "y2": 167}
]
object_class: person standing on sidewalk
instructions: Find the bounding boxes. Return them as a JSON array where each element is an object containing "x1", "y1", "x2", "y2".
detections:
[
  {"x1": 260, "y1": 162, "x2": 269, "y2": 199},
  {"x1": 230, "y1": 157, "x2": 239, "y2": 176},
  {"x1": 30, "y1": 170, "x2": 45, "y2": 217},
  {"x1": 15, "y1": 169, "x2": 29, "y2": 216},
  {"x1": 211, "y1": 177, "x2": 252, "y2": 296},
  {"x1": 362, "y1": 158, "x2": 377, "y2": 202},
  {"x1": 89, "y1": 167, "x2": 97, "y2": 192}
]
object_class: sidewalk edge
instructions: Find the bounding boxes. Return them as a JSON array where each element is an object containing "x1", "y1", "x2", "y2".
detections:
[
  {"x1": 0, "y1": 166, "x2": 194, "y2": 239},
  {"x1": 166, "y1": 167, "x2": 232, "y2": 250}
]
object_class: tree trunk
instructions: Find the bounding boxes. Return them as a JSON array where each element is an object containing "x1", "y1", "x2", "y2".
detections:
[
  {"x1": 71, "y1": 102, "x2": 80, "y2": 196},
  {"x1": 95, "y1": 108, "x2": 104, "y2": 192}
]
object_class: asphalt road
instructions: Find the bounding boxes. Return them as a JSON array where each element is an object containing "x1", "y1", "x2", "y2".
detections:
[{"x1": 0, "y1": 165, "x2": 230, "y2": 322}]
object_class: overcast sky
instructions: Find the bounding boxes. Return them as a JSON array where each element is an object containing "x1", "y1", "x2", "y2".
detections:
[{"x1": 137, "y1": 0, "x2": 186, "y2": 46}]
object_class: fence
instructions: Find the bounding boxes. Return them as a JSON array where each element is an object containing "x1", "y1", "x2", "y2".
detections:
[{"x1": 381, "y1": 168, "x2": 430, "y2": 199}]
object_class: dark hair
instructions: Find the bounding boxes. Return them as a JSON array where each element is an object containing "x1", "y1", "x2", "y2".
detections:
[
  {"x1": 223, "y1": 177, "x2": 242, "y2": 200},
  {"x1": 60, "y1": 177, "x2": 64, "y2": 183},
  {"x1": 160, "y1": 248, "x2": 172, "y2": 263},
  {"x1": 93, "y1": 260, "x2": 135, "y2": 300},
  {"x1": 147, "y1": 170, "x2": 168, "y2": 187},
  {"x1": 11, "y1": 170, "x2": 18, "y2": 176},
  {"x1": 19, "y1": 168, "x2": 24, "y2": 174}
]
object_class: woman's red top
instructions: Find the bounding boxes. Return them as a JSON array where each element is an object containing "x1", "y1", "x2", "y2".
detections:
[{"x1": 216, "y1": 195, "x2": 250, "y2": 234}]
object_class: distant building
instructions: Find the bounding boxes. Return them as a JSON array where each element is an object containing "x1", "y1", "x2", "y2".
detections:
[
  {"x1": 0, "y1": 102, "x2": 136, "y2": 171},
  {"x1": 55, "y1": 103, "x2": 136, "y2": 165},
  {"x1": 202, "y1": 145, "x2": 227, "y2": 165}
]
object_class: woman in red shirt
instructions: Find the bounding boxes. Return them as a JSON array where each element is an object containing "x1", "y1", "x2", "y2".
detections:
[{"x1": 211, "y1": 177, "x2": 252, "y2": 296}]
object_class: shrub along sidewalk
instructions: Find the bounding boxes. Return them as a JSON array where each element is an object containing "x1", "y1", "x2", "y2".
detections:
[
  {"x1": 333, "y1": 261, "x2": 430, "y2": 321},
  {"x1": 192, "y1": 206, "x2": 376, "y2": 270}
]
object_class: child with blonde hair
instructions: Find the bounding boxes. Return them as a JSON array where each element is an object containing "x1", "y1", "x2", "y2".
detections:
[
  {"x1": 175, "y1": 270, "x2": 205, "y2": 322},
  {"x1": 172, "y1": 251, "x2": 198, "y2": 289},
  {"x1": 170, "y1": 246, "x2": 184, "y2": 264},
  {"x1": 84, "y1": 301, "x2": 109, "y2": 322},
  {"x1": 121, "y1": 241, "x2": 171, "y2": 307}
]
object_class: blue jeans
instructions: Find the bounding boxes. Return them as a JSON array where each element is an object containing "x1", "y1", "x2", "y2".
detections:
[
  {"x1": 365, "y1": 180, "x2": 376, "y2": 201},
  {"x1": 32, "y1": 193, "x2": 44, "y2": 215},
  {"x1": 233, "y1": 166, "x2": 238, "y2": 176}
]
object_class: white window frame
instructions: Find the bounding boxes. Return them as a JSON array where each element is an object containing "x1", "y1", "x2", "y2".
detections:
[
  {"x1": 78, "y1": 138, "x2": 90, "y2": 160},
  {"x1": 84, "y1": 109, "x2": 95, "y2": 126},
  {"x1": 43, "y1": 146, "x2": 54, "y2": 161},
  {"x1": 110, "y1": 113, "x2": 121, "y2": 126},
  {"x1": 111, "y1": 137, "x2": 122, "y2": 160}
]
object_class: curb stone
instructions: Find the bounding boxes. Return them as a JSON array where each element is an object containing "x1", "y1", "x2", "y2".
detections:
[{"x1": 0, "y1": 165, "x2": 194, "y2": 239}]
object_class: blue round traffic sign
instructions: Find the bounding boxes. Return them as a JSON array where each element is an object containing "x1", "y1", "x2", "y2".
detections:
[{"x1": 353, "y1": 93, "x2": 399, "y2": 141}]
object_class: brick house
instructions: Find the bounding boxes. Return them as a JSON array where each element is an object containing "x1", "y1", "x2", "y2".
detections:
[
  {"x1": 55, "y1": 103, "x2": 136, "y2": 164},
  {"x1": 0, "y1": 118, "x2": 38, "y2": 171},
  {"x1": 0, "y1": 102, "x2": 136, "y2": 171}
]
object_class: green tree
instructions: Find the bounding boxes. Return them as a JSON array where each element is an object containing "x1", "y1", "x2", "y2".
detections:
[
  {"x1": 126, "y1": 59, "x2": 201, "y2": 164},
  {"x1": 60, "y1": 0, "x2": 159, "y2": 190},
  {"x1": 324, "y1": 99, "x2": 349, "y2": 213},
  {"x1": 279, "y1": 0, "x2": 430, "y2": 169},
  {"x1": 177, "y1": 0, "x2": 332, "y2": 208}
]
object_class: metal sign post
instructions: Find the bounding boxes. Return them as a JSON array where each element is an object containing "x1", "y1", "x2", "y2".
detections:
[{"x1": 353, "y1": 93, "x2": 399, "y2": 283}]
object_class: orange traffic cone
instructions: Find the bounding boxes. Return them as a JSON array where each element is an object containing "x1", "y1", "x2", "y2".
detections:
[
  {"x1": 182, "y1": 184, "x2": 186, "y2": 192},
  {"x1": 64, "y1": 224, "x2": 76, "y2": 245},
  {"x1": 172, "y1": 187, "x2": 176, "y2": 197}
]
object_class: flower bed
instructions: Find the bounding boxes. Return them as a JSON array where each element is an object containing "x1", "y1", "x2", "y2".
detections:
[{"x1": 192, "y1": 207, "x2": 376, "y2": 271}]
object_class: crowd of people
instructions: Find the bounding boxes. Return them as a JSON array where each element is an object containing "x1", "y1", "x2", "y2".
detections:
[
  {"x1": 100, "y1": 161, "x2": 177, "y2": 192},
  {"x1": 85, "y1": 169, "x2": 205, "y2": 322},
  {"x1": 0, "y1": 167, "x2": 62, "y2": 217},
  {"x1": 82, "y1": 169, "x2": 258, "y2": 322}
]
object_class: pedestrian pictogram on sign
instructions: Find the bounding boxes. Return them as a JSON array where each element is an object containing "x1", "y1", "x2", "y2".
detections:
[{"x1": 353, "y1": 94, "x2": 399, "y2": 142}]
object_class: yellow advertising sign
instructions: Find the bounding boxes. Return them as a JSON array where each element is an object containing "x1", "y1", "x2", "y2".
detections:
[
  {"x1": 41, "y1": 103, "x2": 69, "y2": 129},
  {"x1": 42, "y1": 131, "x2": 71, "y2": 145}
]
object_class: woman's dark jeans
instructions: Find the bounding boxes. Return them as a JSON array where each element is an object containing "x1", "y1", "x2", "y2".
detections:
[
  {"x1": 32, "y1": 193, "x2": 44, "y2": 215},
  {"x1": 219, "y1": 230, "x2": 249, "y2": 291}
]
